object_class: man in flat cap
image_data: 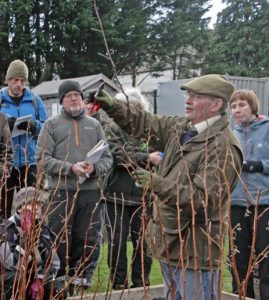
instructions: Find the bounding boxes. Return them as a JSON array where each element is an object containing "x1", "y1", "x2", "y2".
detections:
[
  {"x1": 92, "y1": 74, "x2": 243, "y2": 299},
  {"x1": 0, "y1": 59, "x2": 47, "y2": 219}
]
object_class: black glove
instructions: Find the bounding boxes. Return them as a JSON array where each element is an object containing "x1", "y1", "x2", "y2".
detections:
[
  {"x1": 7, "y1": 117, "x2": 17, "y2": 131},
  {"x1": 242, "y1": 160, "x2": 263, "y2": 173},
  {"x1": 126, "y1": 150, "x2": 148, "y2": 166},
  {"x1": 111, "y1": 147, "x2": 124, "y2": 165},
  {"x1": 83, "y1": 90, "x2": 97, "y2": 104},
  {"x1": 17, "y1": 121, "x2": 29, "y2": 130},
  {"x1": 17, "y1": 120, "x2": 37, "y2": 135},
  {"x1": 124, "y1": 144, "x2": 148, "y2": 165},
  {"x1": 84, "y1": 82, "x2": 105, "y2": 104}
]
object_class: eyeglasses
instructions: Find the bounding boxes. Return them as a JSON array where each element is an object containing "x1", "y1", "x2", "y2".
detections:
[
  {"x1": 64, "y1": 92, "x2": 82, "y2": 99},
  {"x1": 184, "y1": 91, "x2": 206, "y2": 101}
]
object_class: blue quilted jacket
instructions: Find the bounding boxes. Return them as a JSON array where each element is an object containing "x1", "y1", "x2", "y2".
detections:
[
  {"x1": 0, "y1": 87, "x2": 47, "y2": 167},
  {"x1": 231, "y1": 116, "x2": 269, "y2": 206}
]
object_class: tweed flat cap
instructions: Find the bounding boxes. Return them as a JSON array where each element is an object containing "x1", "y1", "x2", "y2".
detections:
[{"x1": 181, "y1": 74, "x2": 234, "y2": 103}]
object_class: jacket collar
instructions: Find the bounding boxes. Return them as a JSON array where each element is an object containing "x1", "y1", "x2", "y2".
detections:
[
  {"x1": 193, "y1": 115, "x2": 221, "y2": 134},
  {"x1": 61, "y1": 108, "x2": 85, "y2": 120}
]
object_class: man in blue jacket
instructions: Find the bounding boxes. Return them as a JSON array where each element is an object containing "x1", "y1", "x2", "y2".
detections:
[{"x1": 0, "y1": 59, "x2": 47, "y2": 219}]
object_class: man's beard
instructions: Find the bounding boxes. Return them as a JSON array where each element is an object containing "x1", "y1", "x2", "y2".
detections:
[{"x1": 66, "y1": 105, "x2": 82, "y2": 116}]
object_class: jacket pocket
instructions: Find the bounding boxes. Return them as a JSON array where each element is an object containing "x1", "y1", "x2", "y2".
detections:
[
  {"x1": 161, "y1": 217, "x2": 191, "y2": 262},
  {"x1": 145, "y1": 218, "x2": 163, "y2": 259},
  {"x1": 146, "y1": 216, "x2": 192, "y2": 262},
  {"x1": 162, "y1": 216, "x2": 190, "y2": 234}
]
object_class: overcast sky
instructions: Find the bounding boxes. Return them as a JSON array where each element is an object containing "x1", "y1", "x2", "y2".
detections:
[{"x1": 205, "y1": 0, "x2": 227, "y2": 28}]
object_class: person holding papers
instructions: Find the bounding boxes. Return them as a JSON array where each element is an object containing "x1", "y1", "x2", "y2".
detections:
[
  {"x1": 0, "y1": 60, "x2": 47, "y2": 219},
  {"x1": 36, "y1": 80, "x2": 112, "y2": 292}
]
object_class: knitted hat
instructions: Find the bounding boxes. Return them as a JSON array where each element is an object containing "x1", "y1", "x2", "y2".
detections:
[
  {"x1": 5, "y1": 59, "x2": 29, "y2": 81},
  {"x1": 58, "y1": 80, "x2": 83, "y2": 104},
  {"x1": 15, "y1": 187, "x2": 42, "y2": 211},
  {"x1": 181, "y1": 74, "x2": 234, "y2": 103}
]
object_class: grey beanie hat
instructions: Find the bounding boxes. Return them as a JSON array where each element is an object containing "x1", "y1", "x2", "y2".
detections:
[
  {"x1": 58, "y1": 80, "x2": 83, "y2": 104},
  {"x1": 15, "y1": 187, "x2": 42, "y2": 211},
  {"x1": 5, "y1": 59, "x2": 29, "y2": 81}
]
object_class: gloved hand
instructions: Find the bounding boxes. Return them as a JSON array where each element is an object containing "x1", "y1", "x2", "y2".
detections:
[
  {"x1": 124, "y1": 142, "x2": 147, "y2": 153},
  {"x1": 84, "y1": 89, "x2": 97, "y2": 104},
  {"x1": 111, "y1": 147, "x2": 124, "y2": 165},
  {"x1": 126, "y1": 150, "x2": 148, "y2": 166},
  {"x1": 17, "y1": 121, "x2": 29, "y2": 130},
  {"x1": 17, "y1": 120, "x2": 37, "y2": 135},
  {"x1": 242, "y1": 160, "x2": 263, "y2": 173},
  {"x1": 112, "y1": 145, "x2": 148, "y2": 166},
  {"x1": 84, "y1": 82, "x2": 105, "y2": 102},
  {"x1": 123, "y1": 143, "x2": 148, "y2": 166},
  {"x1": 28, "y1": 279, "x2": 43, "y2": 300},
  {"x1": 95, "y1": 90, "x2": 114, "y2": 108},
  {"x1": 7, "y1": 117, "x2": 17, "y2": 131},
  {"x1": 21, "y1": 210, "x2": 33, "y2": 234},
  {"x1": 134, "y1": 168, "x2": 160, "y2": 189}
]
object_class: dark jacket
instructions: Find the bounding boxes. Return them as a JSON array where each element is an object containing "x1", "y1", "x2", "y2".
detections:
[
  {"x1": 0, "y1": 213, "x2": 60, "y2": 282},
  {"x1": 105, "y1": 100, "x2": 243, "y2": 270},
  {"x1": 101, "y1": 116, "x2": 149, "y2": 206}
]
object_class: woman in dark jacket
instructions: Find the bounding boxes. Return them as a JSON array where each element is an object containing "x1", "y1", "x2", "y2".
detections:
[
  {"x1": 84, "y1": 88, "x2": 162, "y2": 290},
  {"x1": 105, "y1": 89, "x2": 162, "y2": 289}
]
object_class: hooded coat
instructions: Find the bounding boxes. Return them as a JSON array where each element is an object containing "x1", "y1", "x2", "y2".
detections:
[
  {"x1": 0, "y1": 87, "x2": 47, "y2": 167},
  {"x1": 0, "y1": 213, "x2": 60, "y2": 281},
  {"x1": 231, "y1": 116, "x2": 269, "y2": 206}
]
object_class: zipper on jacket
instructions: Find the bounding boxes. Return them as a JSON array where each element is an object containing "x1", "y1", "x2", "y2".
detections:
[
  {"x1": 74, "y1": 120, "x2": 79, "y2": 146},
  {"x1": 18, "y1": 106, "x2": 23, "y2": 166},
  {"x1": 243, "y1": 126, "x2": 249, "y2": 201}
]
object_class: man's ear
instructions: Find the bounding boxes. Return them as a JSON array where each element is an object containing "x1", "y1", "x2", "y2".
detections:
[{"x1": 211, "y1": 98, "x2": 223, "y2": 112}]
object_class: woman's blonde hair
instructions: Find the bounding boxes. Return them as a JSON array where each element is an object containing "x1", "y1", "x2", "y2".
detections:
[{"x1": 230, "y1": 89, "x2": 260, "y2": 114}]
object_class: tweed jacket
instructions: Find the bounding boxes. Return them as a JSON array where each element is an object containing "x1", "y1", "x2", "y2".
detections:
[{"x1": 105, "y1": 100, "x2": 243, "y2": 270}]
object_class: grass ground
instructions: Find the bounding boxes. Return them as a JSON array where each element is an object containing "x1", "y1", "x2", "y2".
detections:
[{"x1": 89, "y1": 241, "x2": 232, "y2": 293}]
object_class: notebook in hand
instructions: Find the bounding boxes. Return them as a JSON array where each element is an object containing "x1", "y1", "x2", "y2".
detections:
[{"x1": 78, "y1": 140, "x2": 109, "y2": 184}]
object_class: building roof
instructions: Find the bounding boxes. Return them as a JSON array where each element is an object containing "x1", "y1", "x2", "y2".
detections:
[{"x1": 32, "y1": 73, "x2": 120, "y2": 99}]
